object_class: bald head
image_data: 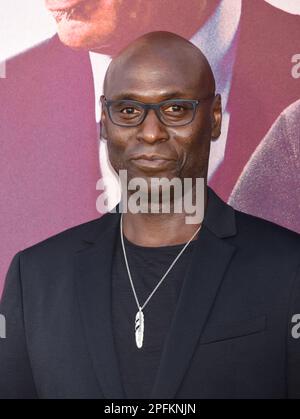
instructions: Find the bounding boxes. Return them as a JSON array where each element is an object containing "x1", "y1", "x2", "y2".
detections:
[
  {"x1": 103, "y1": 31, "x2": 215, "y2": 99},
  {"x1": 100, "y1": 30, "x2": 222, "y2": 200}
]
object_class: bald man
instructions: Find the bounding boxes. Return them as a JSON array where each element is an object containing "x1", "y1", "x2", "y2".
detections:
[
  {"x1": 1, "y1": 31, "x2": 300, "y2": 399},
  {"x1": 0, "y1": 0, "x2": 223, "y2": 298}
]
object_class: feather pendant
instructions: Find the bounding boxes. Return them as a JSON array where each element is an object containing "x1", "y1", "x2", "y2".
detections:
[{"x1": 135, "y1": 309, "x2": 144, "y2": 349}]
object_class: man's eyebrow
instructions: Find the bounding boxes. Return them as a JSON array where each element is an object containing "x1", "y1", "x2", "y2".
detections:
[{"x1": 109, "y1": 90, "x2": 192, "y2": 101}]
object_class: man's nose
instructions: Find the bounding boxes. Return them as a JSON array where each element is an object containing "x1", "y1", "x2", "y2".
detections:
[{"x1": 136, "y1": 109, "x2": 169, "y2": 144}]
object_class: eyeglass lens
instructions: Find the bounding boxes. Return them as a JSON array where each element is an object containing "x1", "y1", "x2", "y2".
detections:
[{"x1": 108, "y1": 100, "x2": 196, "y2": 126}]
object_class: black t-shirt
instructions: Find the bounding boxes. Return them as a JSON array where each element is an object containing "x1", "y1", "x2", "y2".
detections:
[{"x1": 111, "y1": 233, "x2": 196, "y2": 399}]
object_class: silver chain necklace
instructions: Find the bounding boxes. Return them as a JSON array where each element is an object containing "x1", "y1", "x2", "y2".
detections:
[{"x1": 120, "y1": 213, "x2": 201, "y2": 349}]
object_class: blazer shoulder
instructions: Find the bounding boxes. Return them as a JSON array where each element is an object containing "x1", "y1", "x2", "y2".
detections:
[
  {"x1": 234, "y1": 208, "x2": 300, "y2": 250},
  {"x1": 21, "y1": 211, "x2": 116, "y2": 258}
]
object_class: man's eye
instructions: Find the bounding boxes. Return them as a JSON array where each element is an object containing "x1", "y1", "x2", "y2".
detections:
[
  {"x1": 120, "y1": 107, "x2": 135, "y2": 114},
  {"x1": 164, "y1": 104, "x2": 185, "y2": 113}
]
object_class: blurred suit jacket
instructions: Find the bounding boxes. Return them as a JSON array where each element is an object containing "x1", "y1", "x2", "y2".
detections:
[
  {"x1": 0, "y1": 36, "x2": 100, "y2": 292},
  {"x1": 209, "y1": 0, "x2": 300, "y2": 201},
  {"x1": 228, "y1": 99, "x2": 300, "y2": 234},
  {"x1": 0, "y1": 187, "x2": 300, "y2": 399}
]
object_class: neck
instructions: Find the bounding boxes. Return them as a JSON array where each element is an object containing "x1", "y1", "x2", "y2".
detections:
[{"x1": 121, "y1": 186, "x2": 208, "y2": 247}]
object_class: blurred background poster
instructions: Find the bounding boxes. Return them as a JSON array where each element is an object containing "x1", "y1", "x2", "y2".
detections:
[{"x1": 0, "y1": 0, "x2": 299, "y2": 295}]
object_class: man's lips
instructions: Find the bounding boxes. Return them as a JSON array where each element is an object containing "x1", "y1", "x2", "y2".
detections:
[
  {"x1": 130, "y1": 154, "x2": 174, "y2": 161},
  {"x1": 46, "y1": 0, "x2": 100, "y2": 22},
  {"x1": 45, "y1": 0, "x2": 85, "y2": 12},
  {"x1": 130, "y1": 154, "x2": 175, "y2": 170}
]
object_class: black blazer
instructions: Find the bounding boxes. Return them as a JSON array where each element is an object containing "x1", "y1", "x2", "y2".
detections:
[{"x1": 1, "y1": 187, "x2": 300, "y2": 399}]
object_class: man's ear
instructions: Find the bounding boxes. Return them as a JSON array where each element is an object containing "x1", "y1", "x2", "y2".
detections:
[
  {"x1": 211, "y1": 93, "x2": 222, "y2": 140},
  {"x1": 100, "y1": 95, "x2": 108, "y2": 140},
  {"x1": 100, "y1": 114, "x2": 108, "y2": 140}
]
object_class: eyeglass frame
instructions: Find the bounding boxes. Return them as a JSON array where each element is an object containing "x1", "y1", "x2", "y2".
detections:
[{"x1": 100, "y1": 94, "x2": 216, "y2": 127}]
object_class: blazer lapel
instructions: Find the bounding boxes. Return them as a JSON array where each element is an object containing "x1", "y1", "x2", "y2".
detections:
[
  {"x1": 74, "y1": 212, "x2": 125, "y2": 399},
  {"x1": 150, "y1": 187, "x2": 237, "y2": 398},
  {"x1": 74, "y1": 187, "x2": 237, "y2": 399}
]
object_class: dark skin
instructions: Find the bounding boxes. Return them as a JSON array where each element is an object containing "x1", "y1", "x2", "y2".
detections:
[{"x1": 100, "y1": 31, "x2": 222, "y2": 246}]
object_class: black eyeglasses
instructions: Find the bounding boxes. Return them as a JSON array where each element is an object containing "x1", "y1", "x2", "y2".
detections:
[{"x1": 101, "y1": 94, "x2": 215, "y2": 127}]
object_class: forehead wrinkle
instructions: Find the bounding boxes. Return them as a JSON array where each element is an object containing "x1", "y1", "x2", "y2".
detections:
[
  {"x1": 104, "y1": 58, "x2": 206, "y2": 99},
  {"x1": 109, "y1": 88, "x2": 199, "y2": 102}
]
